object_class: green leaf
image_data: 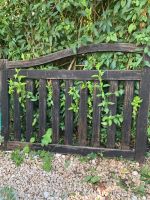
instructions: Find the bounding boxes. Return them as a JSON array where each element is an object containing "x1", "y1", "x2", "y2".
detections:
[
  {"x1": 128, "y1": 23, "x2": 136, "y2": 33},
  {"x1": 92, "y1": 75, "x2": 99, "y2": 78},
  {"x1": 101, "y1": 121, "x2": 107, "y2": 126},
  {"x1": 144, "y1": 61, "x2": 150, "y2": 67},
  {"x1": 90, "y1": 176, "x2": 101, "y2": 184},
  {"x1": 108, "y1": 119, "x2": 112, "y2": 126},
  {"x1": 23, "y1": 145, "x2": 30, "y2": 154},
  {"x1": 121, "y1": 0, "x2": 126, "y2": 7},
  {"x1": 41, "y1": 128, "x2": 52, "y2": 146},
  {"x1": 84, "y1": 175, "x2": 92, "y2": 182},
  {"x1": 30, "y1": 137, "x2": 35, "y2": 143},
  {"x1": 110, "y1": 33, "x2": 117, "y2": 42}
]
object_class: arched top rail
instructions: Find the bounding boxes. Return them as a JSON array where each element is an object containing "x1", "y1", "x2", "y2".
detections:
[{"x1": 8, "y1": 43, "x2": 143, "y2": 69}]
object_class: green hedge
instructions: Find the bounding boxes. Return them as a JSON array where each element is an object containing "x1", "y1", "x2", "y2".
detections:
[{"x1": 0, "y1": 0, "x2": 149, "y2": 62}]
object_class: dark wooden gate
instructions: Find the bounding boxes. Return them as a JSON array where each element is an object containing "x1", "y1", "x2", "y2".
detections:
[{"x1": 0, "y1": 43, "x2": 150, "y2": 162}]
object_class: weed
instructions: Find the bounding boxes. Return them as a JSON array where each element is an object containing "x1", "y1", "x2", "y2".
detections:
[
  {"x1": 84, "y1": 175, "x2": 101, "y2": 184},
  {"x1": 140, "y1": 165, "x2": 150, "y2": 184},
  {"x1": 37, "y1": 150, "x2": 53, "y2": 172},
  {"x1": 11, "y1": 149, "x2": 24, "y2": 166},
  {"x1": 23, "y1": 145, "x2": 30, "y2": 154},
  {"x1": 146, "y1": 152, "x2": 150, "y2": 158},
  {"x1": 118, "y1": 178, "x2": 129, "y2": 191},
  {"x1": 133, "y1": 183, "x2": 146, "y2": 197},
  {"x1": 0, "y1": 186, "x2": 18, "y2": 200},
  {"x1": 79, "y1": 152, "x2": 98, "y2": 162},
  {"x1": 64, "y1": 160, "x2": 71, "y2": 169}
]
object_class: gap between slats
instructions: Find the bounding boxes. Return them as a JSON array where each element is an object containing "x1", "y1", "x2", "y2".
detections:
[
  {"x1": 65, "y1": 80, "x2": 73, "y2": 145},
  {"x1": 107, "y1": 81, "x2": 118, "y2": 148},
  {"x1": 26, "y1": 79, "x2": 33, "y2": 142}
]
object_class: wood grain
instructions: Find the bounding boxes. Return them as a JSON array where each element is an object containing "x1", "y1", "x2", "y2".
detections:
[
  {"x1": 8, "y1": 43, "x2": 142, "y2": 68},
  {"x1": 121, "y1": 81, "x2": 134, "y2": 149},
  {"x1": 8, "y1": 70, "x2": 142, "y2": 80}
]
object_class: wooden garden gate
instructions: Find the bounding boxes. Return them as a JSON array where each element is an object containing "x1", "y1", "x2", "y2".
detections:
[{"x1": 0, "y1": 43, "x2": 150, "y2": 162}]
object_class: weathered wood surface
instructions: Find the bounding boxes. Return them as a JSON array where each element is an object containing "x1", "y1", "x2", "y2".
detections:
[
  {"x1": 6, "y1": 141, "x2": 135, "y2": 158},
  {"x1": 78, "y1": 85, "x2": 88, "y2": 146},
  {"x1": 8, "y1": 43, "x2": 142, "y2": 68},
  {"x1": 92, "y1": 81, "x2": 101, "y2": 147},
  {"x1": 26, "y1": 80, "x2": 33, "y2": 142},
  {"x1": 0, "y1": 60, "x2": 9, "y2": 141},
  {"x1": 39, "y1": 79, "x2": 47, "y2": 139},
  {"x1": 14, "y1": 90, "x2": 21, "y2": 140},
  {"x1": 0, "y1": 43, "x2": 149, "y2": 163},
  {"x1": 121, "y1": 81, "x2": 134, "y2": 149},
  {"x1": 8, "y1": 70, "x2": 142, "y2": 80},
  {"x1": 64, "y1": 80, "x2": 73, "y2": 145},
  {"x1": 135, "y1": 67, "x2": 150, "y2": 162},
  {"x1": 52, "y1": 80, "x2": 60, "y2": 143}
]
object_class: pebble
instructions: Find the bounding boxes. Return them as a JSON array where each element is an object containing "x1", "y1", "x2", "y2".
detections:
[
  {"x1": 131, "y1": 195, "x2": 138, "y2": 200},
  {"x1": 91, "y1": 159, "x2": 96, "y2": 165},
  {"x1": 44, "y1": 191, "x2": 49, "y2": 198},
  {"x1": 132, "y1": 171, "x2": 139, "y2": 176}
]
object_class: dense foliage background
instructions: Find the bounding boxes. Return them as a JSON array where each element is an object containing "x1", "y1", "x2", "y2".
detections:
[
  {"x1": 0, "y1": 0, "x2": 149, "y2": 62},
  {"x1": 0, "y1": 0, "x2": 150, "y2": 147}
]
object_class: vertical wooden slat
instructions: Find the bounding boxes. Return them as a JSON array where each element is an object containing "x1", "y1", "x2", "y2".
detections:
[
  {"x1": 14, "y1": 89, "x2": 21, "y2": 140},
  {"x1": 121, "y1": 81, "x2": 134, "y2": 149},
  {"x1": 26, "y1": 79, "x2": 33, "y2": 142},
  {"x1": 78, "y1": 84, "x2": 88, "y2": 146},
  {"x1": 52, "y1": 80, "x2": 60, "y2": 143},
  {"x1": 39, "y1": 79, "x2": 47, "y2": 139},
  {"x1": 135, "y1": 66, "x2": 150, "y2": 162},
  {"x1": 107, "y1": 81, "x2": 118, "y2": 148},
  {"x1": 65, "y1": 80, "x2": 73, "y2": 145},
  {"x1": 92, "y1": 81, "x2": 101, "y2": 147},
  {"x1": 0, "y1": 59, "x2": 9, "y2": 141}
]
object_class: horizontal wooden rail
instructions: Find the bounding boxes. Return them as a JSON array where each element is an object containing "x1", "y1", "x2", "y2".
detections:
[
  {"x1": 8, "y1": 69, "x2": 142, "y2": 80},
  {"x1": 8, "y1": 43, "x2": 143, "y2": 68},
  {"x1": 5, "y1": 141, "x2": 135, "y2": 159}
]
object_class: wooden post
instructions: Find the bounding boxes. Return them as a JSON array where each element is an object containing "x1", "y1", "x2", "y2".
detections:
[
  {"x1": 135, "y1": 55, "x2": 150, "y2": 162},
  {"x1": 0, "y1": 59, "x2": 9, "y2": 141}
]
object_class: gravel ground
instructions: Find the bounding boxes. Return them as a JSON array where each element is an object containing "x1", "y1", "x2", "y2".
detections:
[{"x1": 0, "y1": 151, "x2": 150, "y2": 200}]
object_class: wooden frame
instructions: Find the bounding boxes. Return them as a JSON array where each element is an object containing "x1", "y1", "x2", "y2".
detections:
[{"x1": 0, "y1": 43, "x2": 149, "y2": 162}]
